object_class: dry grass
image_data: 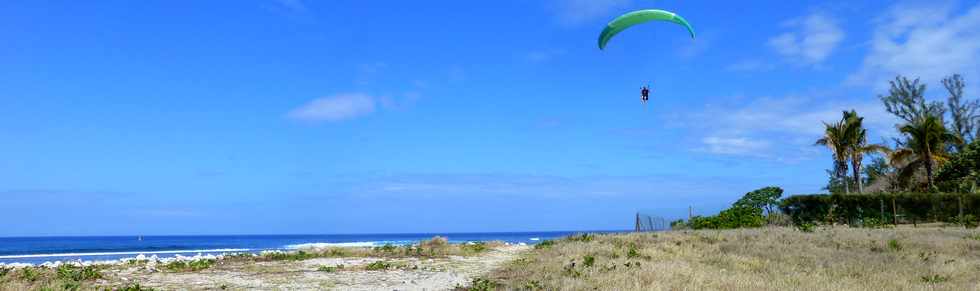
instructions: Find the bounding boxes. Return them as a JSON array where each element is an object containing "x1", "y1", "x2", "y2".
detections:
[{"x1": 480, "y1": 227, "x2": 980, "y2": 291}]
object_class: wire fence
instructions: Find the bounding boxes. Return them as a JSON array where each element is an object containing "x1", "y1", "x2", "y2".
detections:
[{"x1": 635, "y1": 213, "x2": 669, "y2": 232}]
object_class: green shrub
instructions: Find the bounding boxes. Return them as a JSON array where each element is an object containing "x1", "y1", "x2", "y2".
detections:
[
  {"x1": 468, "y1": 278, "x2": 499, "y2": 291},
  {"x1": 534, "y1": 240, "x2": 556, "y2": 250},
  {"x1": 163, "y1": 259, "x2": 215, "y2": 272},
  {"x1": 61, "y1": 280, "x2": 81, "y2": 291},
  {"x1": 364, "y1": 261, "x2": 391, "y2": 271},
  {"x1": 374, "y1": 244, "x2": 398, "y2": 253},
  {"x1": 626, "y1": 245, "x2": 641, "y2": 259},
  {"x1": 582, "y1": 255, "x2": 595, "y2": 267},
  {"x1": 669, "y1": 219, "x2": 687, "y2": 230},
  {"x1": 782, "y1": 193, "x2": 980, "y2": 226},
  {"x1": 862, "y1": 217, "x2": 889, "y2": 228},
  {"x1": 691, "y1": 206, "x2": 765, "y2": 229},
  {"x1": 796, "y1": 222, "x2": 816, "y2": 233},
  {"x1": 0, "y1": 266, "x2": 11, "y2": 278},
  {"x1": 317, "y1": 264, "x2": 344, "y2": 272},
  {"x1": 522, "y1": 280, "x2": 544, "y2": 290},
  {"x1": 461, "y1": 242, "x2": 488, "y2": 253},
  {"x1": 261, "y1": 250, "x2": 317, "y2": 261},
  {"x1": 56, "y1": 264, "x2": 102, "y2": 281},
  {"x1": 936, "y1": 140, "x2": 980, "y2": 191},
  {"x1": 921, "y1": 274, "x2": 949, "y2": 283},
  {"x1": 960, "y1": 214, "x2": 979, "y2": 228},
  {"x1": 888, "y1": 239, "x2": 902, "y2": 251},
  {"x1": 115, "y1": 282, "x2": 155, "y2": 291},
  {"x1": 567, "y1": 233, "x2": 595, "y2": 242},
  {"x1": 20, "y1": 267, "x2": 39, "y2": 282}
]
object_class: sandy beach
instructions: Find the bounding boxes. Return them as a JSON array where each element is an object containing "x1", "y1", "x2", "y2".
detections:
[{"x1": 0, "y1": 240, "x2": 529, "y2": 291}]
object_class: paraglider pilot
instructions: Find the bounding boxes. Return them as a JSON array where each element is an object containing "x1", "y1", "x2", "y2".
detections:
[{"x1": 641, "y1": 85, "x2": 650, "y2": 103}]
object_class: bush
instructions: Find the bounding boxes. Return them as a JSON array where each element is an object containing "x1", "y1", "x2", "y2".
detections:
[
  {"x1": 261, "y1": 250, "x2": 317, "y2": 261},
  {"x1": 534, "y1": 240, "x2": 556, "y2": 250},
  {"x1": 317, "y1": 264, "x2": 343, "y2": 272},
  {"x1": 936, "y1": 140, "x2": 980, "y2": 192},
  {"x1": 796, "y1": 222, "x2": 816, "y2": 233},
  {"x1": 460, "y1": 242, "x2": 488, "y2": 253},
  {"x1": 420, "y1": 236, "x2": 449, "y2": 248},
  {"x1": 56, "y1": 264, "x2": 102, "y2": 281},
  {"x1": 19, "y1": 267, "x2": 39, "y2": 282},
  {"x1": 163, "y1": 259, "x2": 215, "y2": 272},
  {"x1": 468, "y1": 278, "x2": 499, "y2": 291},
  {"x1": 364, "y1": 261, "x2": 391, "y2": 271},
  {"x1": 921, "y1": 274, "x2": 949, "y2": 283},
  {"x1": 781, "y1": 193, "x2": 980, "y2": 226},
  {"x1": 582, "y1": 255, "x2": 595, "y2": 267},
  {"x1": 567, "y1": 233, "x2": 595, "y2": 242},
  {"x1": 690, "y1": 206, "x2": 765, "y2": 230},
  {"x1": 669, "y1": 219, "x2": 688, "y2": 230},
  {"x1": 115, "y1": 282, "x2": 155, "y2": 291}
]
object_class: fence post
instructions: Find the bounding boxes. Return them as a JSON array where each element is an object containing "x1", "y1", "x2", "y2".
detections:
[
  {"x1": 892, "y1": 198, "x2": 898, "y2": 226},
  {"x1": 880, "y1": 198, "x2": 885, "y2": 222},
  {"x1": 959, "y1": 195, "x2": 964, "y2": 223},
  {"x1": 635, "y1": 213, "x2": 640, "y2": 232}
]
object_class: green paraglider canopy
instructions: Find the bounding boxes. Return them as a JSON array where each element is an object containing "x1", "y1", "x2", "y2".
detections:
[{"x1": 598, "y1": 9, "x2": 695, "y2": 50}]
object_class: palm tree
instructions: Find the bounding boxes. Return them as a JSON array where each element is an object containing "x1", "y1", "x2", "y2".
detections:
[
  {"x1": 892, "y1": 114, "x2": 962, "y2": 190},
  {"x1": 842, "y1": 110, "x2": 889, "y2": 193},
  {"x1": 816, "y1": 119, "x2": 851, "y2": 194}
]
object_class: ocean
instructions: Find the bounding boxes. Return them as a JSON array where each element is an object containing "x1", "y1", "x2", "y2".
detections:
[{"x1": 0, "y1": 231, "x2": 618, "y2": 265}]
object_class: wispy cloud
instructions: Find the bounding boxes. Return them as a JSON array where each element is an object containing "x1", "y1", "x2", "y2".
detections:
[
  {"x1": 272, "y1": 0, "x2": 307, "y2": 13},
  {"x1": 847, "y1": 2, "x2": 980, "y2": 93},
  {"x1": 264, "y1": 0, "x2": 314, "y2": 21},
  {"x1": 348, "y1": 173, "x2": 751, "y2": 201},
  {"x1": 553, "y1": 0, "x2": 632, "y2": 25},
  {"x1": 768, "y1": 12, "x2": 844, "y2": 65},
  {"x1": 674, "y1": 95, "x2": 897, "y2": 160},
  {"x1": 699, "y1": 136, "x2": 770, "y2": 156},
  {"x1": 287, "y1": 93, "x2": 377, "y2": 122},
  {"x1": 725, "y1": 59, "x2": 776, "y2": 72},
  {"x1": 525, "y1": 49, "x2": 567, "y2": 63}
]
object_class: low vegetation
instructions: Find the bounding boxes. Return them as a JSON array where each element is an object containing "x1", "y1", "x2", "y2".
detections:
[
  {"x1": 243, "y1": 236, "x2": 503, "y2": 264},
  {"x1": 474, "y1": 227, "x2": 980, "y2": 290},
  {"x1": 0, "y1": 264, "x2": 109, "y2": 291},
  {"x1": 0, "y1": 236, "x2": 506, "y2": 290},
  {"x1": 162, "y1": 258, "x2": 216, "y2": 272}
]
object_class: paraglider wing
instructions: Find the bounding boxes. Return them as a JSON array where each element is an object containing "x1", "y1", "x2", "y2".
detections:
[{"x1": 598, "y1": 9, "x2": 695, "y2": 50}]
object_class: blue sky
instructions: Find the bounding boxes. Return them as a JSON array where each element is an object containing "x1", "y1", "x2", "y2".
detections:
[{"x1": 3, "y1": 0, "x2": 980, "y2": 236}]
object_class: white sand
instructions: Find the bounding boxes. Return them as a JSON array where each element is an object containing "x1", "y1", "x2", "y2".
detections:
[{"x1": 100, "y1": 245, "x2": 528, "y2": 290}]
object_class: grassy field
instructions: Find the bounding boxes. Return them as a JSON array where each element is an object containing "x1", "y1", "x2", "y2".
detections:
[{"x1": 477, "y1": 227, "x2": 980, "y2": 290}]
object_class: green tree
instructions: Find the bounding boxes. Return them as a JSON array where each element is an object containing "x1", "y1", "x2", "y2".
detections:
[
  {"x1": 816, "y1": 118, "x2": 852, "y2": 194},
  {"x1": 863, "y1": 156, "x2": 893, "y2": 188},
  {"x1": 936, "y1": 140, "x2": 980, "y2": 192},
  {"x1": 842, "y1": 110, "x2": 889, "y2": 193},
  {"x1": 734, "y1": 186, "x2": 783, "y2": 217},
  {"x1": 944, "y1": 74, "x2": 978, "y2": 151},
  {"x1": 880, "y1": 76, "x2": 945, "y2": 124},
  {"x1": 892, "y1": 114, "x2": 962, "y2": 190}
]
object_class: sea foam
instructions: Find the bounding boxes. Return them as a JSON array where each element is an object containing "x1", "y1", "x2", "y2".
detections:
[{"x1": 285, "y1": 242, "x2": 378, "y2": 249}]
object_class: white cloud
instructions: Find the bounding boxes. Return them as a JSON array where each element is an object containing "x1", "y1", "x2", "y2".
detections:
[
  {"x1": 699, "y1": 136, "x2": 770, "y2": 156},
  {"x1": 848, "y1": 2, "x2": 980, "y2": 93},
  {"x1": 725, "y1": 59, "x2": 776, "y2": 72},
  {"x1": 768, "y1": 13, "x2": 844, "y2": 64},
  {"x1": 676, "y1": 95, "x2": 898, "y2": 159},
  {"x1": 287, "y1": 93, "x2": 377, "y2": 122},
  {"x1": 553, "y1": 0, "x2": 631, "y2": 24},
  {"x1": 525, "y1": 49, "x2": 566, "y2": 63},
  {"x1": 272, "y1": 0, "x2": 307, "y2": 13}
]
